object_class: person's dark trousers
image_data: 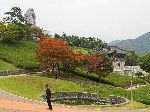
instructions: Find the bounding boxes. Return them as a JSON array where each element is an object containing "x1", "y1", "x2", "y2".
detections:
[{"x1": 47, "y1": 98, "x2": 52, "y2": 110}]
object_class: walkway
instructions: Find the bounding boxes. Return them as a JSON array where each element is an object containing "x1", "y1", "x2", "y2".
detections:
[{"x1": 1, "y1": 90, "x2": 150, "y2": 112}]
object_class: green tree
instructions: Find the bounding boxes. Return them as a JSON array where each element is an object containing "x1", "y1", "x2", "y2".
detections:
[
  {"x1": 3, "y1": 23, "x2": 26, "y2": 42},
  {"x1": 125, "y1": 52, "x2": 138, "y2": 66},
  {"x1": 0, "y1": 21, "x2": 6, "y2": 40},
  {"x1": 30, "y1": 27, "x2": 43, "y2": 40},
  {"x1": 135, "y1": 72, "x2": 144, "y2": 78},
  {"x1": 3, "y1": 7, "x2": 26, "y2": 25},
  {"x1": 139, "y1": 53, "x2": 150, "y2": 73},
  {"x1": 96, "y1": 54, "x2": 113, "y2": 80}
]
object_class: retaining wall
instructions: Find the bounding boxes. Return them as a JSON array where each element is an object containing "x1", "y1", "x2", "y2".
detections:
[{"x1": 0, "y1": 70, "x2": 28, "y2": 76}]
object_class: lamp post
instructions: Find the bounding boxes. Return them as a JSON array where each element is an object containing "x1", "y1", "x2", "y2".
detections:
[{"x1": 130, "y1": 67, "x2": 134, "y2": 101}]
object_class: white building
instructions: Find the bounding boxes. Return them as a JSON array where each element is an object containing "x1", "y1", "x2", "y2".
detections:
[{"x1": 107, "y1": 46, "x2": 147, "y2": 76}]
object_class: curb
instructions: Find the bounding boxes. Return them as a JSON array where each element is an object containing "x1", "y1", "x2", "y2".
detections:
[{"x1": 0, "y1": 89, "x2": 46, "y2": 105}]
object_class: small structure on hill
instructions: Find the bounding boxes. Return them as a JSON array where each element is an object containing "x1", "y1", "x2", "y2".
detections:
[
  {"x1": 94, "y1": 45, "x2": 147, "y2": 76},
  {"x1": 108, "y1": 46, "x2": 147, "y2": 76},
  {"x1": 107, "y1": 46, "x2": 130, "y2": 75},
  {"x1": 24, "y1": 8, "x2": 36, "y2": 27}
]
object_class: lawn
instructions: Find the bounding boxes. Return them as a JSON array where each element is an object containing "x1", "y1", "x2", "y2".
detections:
[
  {"x1": 74, "y1": 67, "x2": 146, "y2": 87},
  {"x1": 0, "y1": 75, "x2": 150, "y2": 105},
  {"x1": 0, "y1": 40, "x2": 39, "y2": 70},
  {"x1": 0, "y1": 75, "x2": 83, "y2": 100},
  {"x1": 0, "y1": 60, "x2": 18, "y2": 71}
]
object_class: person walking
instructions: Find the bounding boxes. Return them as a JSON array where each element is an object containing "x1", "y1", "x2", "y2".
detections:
[{"x1": 45, "y1": 84, "x2": 52, "y2": 110}]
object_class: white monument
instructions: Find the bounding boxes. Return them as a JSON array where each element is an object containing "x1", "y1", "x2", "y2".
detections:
[{"x1": 24, "y1": 8, "x2": 36, "y2": 26}]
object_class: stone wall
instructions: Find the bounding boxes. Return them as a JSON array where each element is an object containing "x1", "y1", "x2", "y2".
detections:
[
  {"x1": 51, "y1": 92, "x2": 104, "y2": 101},
  {"x1": 41, "y1": 92, "x2": 128, "y2": 105},
  {"x1": 0, "y1": 70, "x2": 28, "y2": 76},
  {"x1": 109, "y1": 95, "x2": 128, "y2": 105}
]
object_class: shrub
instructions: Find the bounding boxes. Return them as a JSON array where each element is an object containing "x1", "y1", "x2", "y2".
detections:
[
  {"x1": 133, "y1": 86, "x2": 150, "y2": 105},
  {"x1": 143, "y1": 74, "x2": 150, "y2": 83},
  {"x1": 2, "y1": 23, "x2": 29, "y2": 42},
  {"x1": 102, "y1": 74, "x2": 145, "y2": 87},
  {"x1": 74, "y1": 68, "x2": 145, "y2": 87},
  {"x1": 0, "y1": 21, "x2": 6, "y2": 40}
]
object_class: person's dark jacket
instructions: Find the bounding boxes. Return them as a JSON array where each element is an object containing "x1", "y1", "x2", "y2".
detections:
[{"x1": 46, "y1": 88, "x2": 51, "y2": 99}]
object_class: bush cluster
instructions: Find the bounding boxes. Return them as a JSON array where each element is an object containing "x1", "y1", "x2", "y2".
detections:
[{"x1": 74, "y1": 68, "x2": 145, "y2": 87}]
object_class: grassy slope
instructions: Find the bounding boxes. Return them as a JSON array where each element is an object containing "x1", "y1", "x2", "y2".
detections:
[
  {"x1": 73, "y1": 47, "x2": 90, "y2": 54},
  {"x1": 0, "y1": 75, "x2": 150, "y2": 105},
  {"x1": 0, "y1": 41, "x2": 39, "y2": 70},
  {"x1": 75, "y1": 68, "x2": 146, "y2": 87},
  {"x1": 0, "y1": 60, "x2": 18, "y2": 71},
  {"x1": 0, "y1": 75, "x2": 83, "y2": 100}
]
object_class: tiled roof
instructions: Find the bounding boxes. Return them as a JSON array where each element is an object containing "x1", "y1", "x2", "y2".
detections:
[{"x1": 108, "y1": 46, "x2": 131, "y2": 54}]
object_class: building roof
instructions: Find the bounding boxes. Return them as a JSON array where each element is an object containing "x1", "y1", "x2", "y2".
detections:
[{"x1": 108, "y1": 46, "x2": 132, "y2": 54}]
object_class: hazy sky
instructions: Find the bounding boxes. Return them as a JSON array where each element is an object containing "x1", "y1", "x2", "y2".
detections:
[{"x1": 0, "y1": 0, "x2": 150, "y2": 42}]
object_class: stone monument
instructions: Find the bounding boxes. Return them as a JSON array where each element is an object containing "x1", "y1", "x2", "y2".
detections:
[{"x1": 24, "y1": 8, "x2": 36, "y2": 26}]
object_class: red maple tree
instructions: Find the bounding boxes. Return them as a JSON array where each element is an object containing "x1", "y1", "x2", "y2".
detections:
[
  {"x1": 36, "y1": 37, "x2": 83, "y2": 78},
  {"x1": 84, "y1": 54, "x2": 103, "y2": 72}
]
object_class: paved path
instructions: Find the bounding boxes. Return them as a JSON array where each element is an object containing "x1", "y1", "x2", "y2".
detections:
[{"x1": 0, "y1": 89, "x2": 150, "y2": 112}]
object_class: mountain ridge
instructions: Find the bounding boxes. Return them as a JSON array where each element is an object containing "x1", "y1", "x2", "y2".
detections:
[{"x1": 108, "y1": 32, "x2": 150, "y2": 55}]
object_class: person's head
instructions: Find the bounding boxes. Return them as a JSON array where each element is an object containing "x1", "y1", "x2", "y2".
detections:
[{"x1": 45, "y1": 84, "x2": 49, "y2": 89}]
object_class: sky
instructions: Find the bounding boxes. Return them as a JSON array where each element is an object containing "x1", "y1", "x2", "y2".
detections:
[{"x1": 0, "y1": 0, "x2": 150, "y2": 42}]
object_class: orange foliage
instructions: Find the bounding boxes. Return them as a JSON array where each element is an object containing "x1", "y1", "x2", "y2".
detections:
[
  {"x1": 36, "y1": 37, "x2": 83, "y2": 70},
  {"x1": 84, "y1": 54, "x2": 103, "y2": 72}
]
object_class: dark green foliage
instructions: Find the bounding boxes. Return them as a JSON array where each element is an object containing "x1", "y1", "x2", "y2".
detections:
[
  {"x1": 2, "y1": 23, "x2": 29, "y2": 42},
  {"x1": 0, "y1": 21, "x2": 6, "y2": 39},
  {"x1": 74, "y1": 68, "x2": 145, "y2": 87},
  {"x1": 143, "y1": 74, "x2": 150, "y2": 83},
  {"x1": 133, "y1": 86, "x2": 150, "y2": 105},
  {"x1": 125, "y1": 52, "x2": 138, "y2": 66},
  {"x1": 135, "y1": 72, "x2": 144, "y2": 78},
  {"x1": 74, "y1": 68, "x2": 100, "y2": 82},
  {"x1": 3, "y1": 7, "x2": 26, "y2": 25},
  {"x1": 139, "y1": 53, "x2": 150, "y2": 73},
  {"x1": 56, "y1": 33, "x2": 104, "y2": 49},
  {"x1": 102, "y1": 74, "x2": 145, "y2": 87},
  {"x1": 0, "y1": 40, "x2": 39, "y2": 70},
  {"x1": 96, "y1": 54, "x2": 113, "y2": 78}
]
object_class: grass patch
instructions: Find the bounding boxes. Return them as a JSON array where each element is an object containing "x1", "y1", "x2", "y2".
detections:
[
  {"x1": 0, "y1": 75, "x2": 150, "y2": 105},
  {"x1": 73, "y1": 47, "x2": 90, "y2": 54},
  {"x1": 74, "y1": 68, "x2": 145, "y2": 87},
  {"x1": 0, "y1": 75, "x2": 83, "y2": 100},
  {"x1": 0, "y1": 40, "x2": 39, "y2": 70},
  {"x1": 102, "y1": 74, "x2": 145, "y2": 87},
  {"x1": 76, "y1": 101, "x2": 150, "y2": 109},
  {"x1": 143, "y1": 74, "x2": 150, "y2": 83},
  {"x1": 0, "y1": 60, "x2": 18, "y2": 71}
]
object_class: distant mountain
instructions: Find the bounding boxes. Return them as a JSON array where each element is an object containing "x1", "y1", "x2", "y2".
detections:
[
  {"x1": 112, "y1": 32, "x2": 150, "y2": 55},
  {"x1": 108, "y1": 40, "x2": 121, "y2": 45}
]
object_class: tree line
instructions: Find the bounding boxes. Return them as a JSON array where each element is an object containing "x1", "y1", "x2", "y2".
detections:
[
  {"x1": 55, "y1": 33, "x2": 106, "y2": 49},
  {"x1": 36, "y1": 37, "x2": 113, "y2": 80},
  {"x1": 0, "y1": 7, "x2": 42, "y2": 42}
]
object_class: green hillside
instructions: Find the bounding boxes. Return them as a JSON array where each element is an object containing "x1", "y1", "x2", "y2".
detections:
[
  {"x1": 0, "y1": 60, "x2": 18, "y2": 71},
  {"x1": 0, "y1": 75, "x2": 150, "y2": 105},
  {"x1": 0, "y1": 40, "x2": 39, "y2": 70},
  {"x1": 111, "y1": 32, "x2": 150, "y2": 55}
]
